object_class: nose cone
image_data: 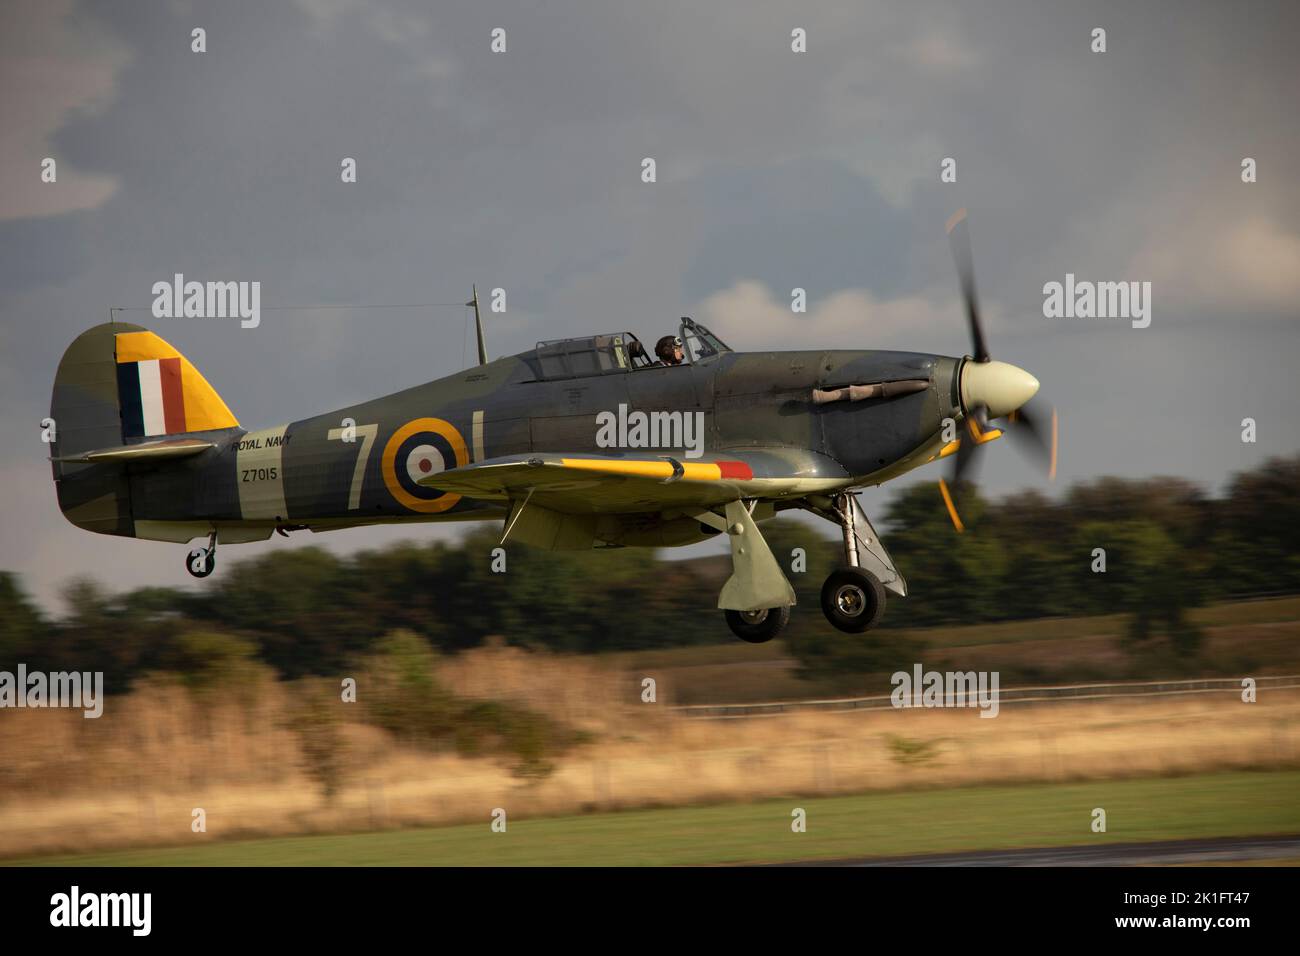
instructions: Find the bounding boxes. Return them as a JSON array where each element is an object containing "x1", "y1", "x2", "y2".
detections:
[{"x1": 961, "y1": 360, "x2": 1039, "y2": 418}]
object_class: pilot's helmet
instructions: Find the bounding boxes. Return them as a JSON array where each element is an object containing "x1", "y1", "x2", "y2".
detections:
[{"x1": 655, "y1": 335, "x2": 683, "y2": 362}]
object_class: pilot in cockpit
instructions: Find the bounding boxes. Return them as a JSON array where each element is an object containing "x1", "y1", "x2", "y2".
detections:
[{"x1": 654, "y1": 335, "x2": 685, "y2": 366}]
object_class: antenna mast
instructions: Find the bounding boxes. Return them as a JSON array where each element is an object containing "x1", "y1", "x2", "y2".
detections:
[{"x1": 467, "y1": 285, "x2": 488, "y2": 365}]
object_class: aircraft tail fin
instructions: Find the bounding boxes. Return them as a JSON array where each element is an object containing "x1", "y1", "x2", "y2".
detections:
[{"x1": 49, "y1": 322, "x2": 239, "y2": 535}]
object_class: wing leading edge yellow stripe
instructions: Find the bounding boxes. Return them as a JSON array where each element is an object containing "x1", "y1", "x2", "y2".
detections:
[{"x1": 558, "y1": 458, "x2": 727, "y2": 481}]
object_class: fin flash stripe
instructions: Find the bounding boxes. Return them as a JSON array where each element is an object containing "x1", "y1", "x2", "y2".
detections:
[{"x1": 114, "y1": 331, "x2": 238, "y2": 437}]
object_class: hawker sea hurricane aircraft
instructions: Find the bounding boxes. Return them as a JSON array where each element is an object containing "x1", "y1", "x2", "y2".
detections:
[{"x1": 48, "y1": 211, "x2": 1054, "y2": 642}]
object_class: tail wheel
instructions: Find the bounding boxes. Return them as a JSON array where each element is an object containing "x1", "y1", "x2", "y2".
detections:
[
  {"x1": 820, "y1": 567, "x2": 886, "y2": 633},
  {"x1": 725, "y1": 606, "x2": 791, "y2": 644}
]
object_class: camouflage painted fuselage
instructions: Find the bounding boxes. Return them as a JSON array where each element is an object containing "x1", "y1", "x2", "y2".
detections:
[{"x1": 51, "y1": 322, "x2": 963, "y2": 549}]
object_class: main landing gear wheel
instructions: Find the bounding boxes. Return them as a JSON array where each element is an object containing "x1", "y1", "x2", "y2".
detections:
[
  {"x1": 185, "y1": 530, "x2": 218, "y2": 578},
  {"x1": 820, "y1": 566, "x2": 886, "y2": 633},
  {"x1": 725, "y1": 606, "x2": 791, "y2": 643}
]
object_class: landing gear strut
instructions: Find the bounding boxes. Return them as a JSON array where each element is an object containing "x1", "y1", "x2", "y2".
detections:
[
  {"x1": 819, "y1": 493, "x2": 887, "y2": 633},
  {"x1": 703, "y1": 498, "x2": 797, "y2": 644},
  {"x1": 185, "y1": 530, "x2": 217, "y2": 578}
]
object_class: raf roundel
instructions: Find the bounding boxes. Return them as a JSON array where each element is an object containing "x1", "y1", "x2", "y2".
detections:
[
  {"x1": 406, "y1": 444, "x2": 442, "y2": 483},
  {"x1": 381, "y1": 418, "x2": 469, "y2": 513}
]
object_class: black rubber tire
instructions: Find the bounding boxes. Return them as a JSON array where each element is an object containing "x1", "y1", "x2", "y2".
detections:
[
  {"x1": 820, "y1": 566, "x2": 886, "y2": 633},
  {"x1": 724, "y1": 605, "x2": 791, "y2": 643},
  {"x1": 186, "y1": 548, "x2": 215, "y2": 578}
]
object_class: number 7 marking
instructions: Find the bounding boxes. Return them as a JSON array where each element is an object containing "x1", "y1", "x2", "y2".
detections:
[{"x1": 327, "y1": 423, "x2": 378, "y2": 510}]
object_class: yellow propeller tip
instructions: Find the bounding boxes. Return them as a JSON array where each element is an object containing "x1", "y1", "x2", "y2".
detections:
[{"x1": 938, "y1": 478, "x2": 966, "y2": 533}]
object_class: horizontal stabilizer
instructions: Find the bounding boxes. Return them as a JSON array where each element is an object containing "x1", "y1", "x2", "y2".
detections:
[{"x1": 53, "y1": 437, "x2": 216, "y2": 464}]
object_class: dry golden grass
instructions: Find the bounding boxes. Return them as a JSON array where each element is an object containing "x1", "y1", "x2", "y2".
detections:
[
  {"x1": 436, "y1": 639, "x2": 649, "y2": 735},
  {"x1": 1, "y1": 646, "x2": 1297, "y2": 859}
]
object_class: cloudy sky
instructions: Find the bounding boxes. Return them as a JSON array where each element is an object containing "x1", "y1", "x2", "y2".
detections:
[{"x1": 2, "y1": 0, "x2": 1298, "y2": 611}]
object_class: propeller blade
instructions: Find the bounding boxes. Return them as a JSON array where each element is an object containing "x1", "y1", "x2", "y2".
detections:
[
  {"x1": 952, "y1": 403, "x2": 987, "y2": 486},
  {"x1": 938, "y1": 477, "x2": 965, "y2": 533},
  {"x1": 1005, "y1": 404, "x2": 1059, "y2": 481},
  {"x1": 940, "y1": 403, "x2": 987, "y2": 533},
  {"x1": 945, "y1": 208, "x2": 990, "y2": 363}
]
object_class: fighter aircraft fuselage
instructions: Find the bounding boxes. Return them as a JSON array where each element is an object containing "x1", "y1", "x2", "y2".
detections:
[{"x1": 112, "y1": 344, "x2": 962, "y2": 543}]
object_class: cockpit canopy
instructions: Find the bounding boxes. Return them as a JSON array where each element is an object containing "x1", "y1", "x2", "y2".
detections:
[
  {"x1": 523, "y1": 318, "x2": 731, "y2": 382},
  {"x1": 532, "y1": 333, "x2": 633, "y2": 380},
  {"x1": 679, "y1": 317, "x2": 730, "y2": 364}
]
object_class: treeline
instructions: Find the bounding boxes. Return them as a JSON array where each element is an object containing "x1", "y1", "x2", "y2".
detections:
[
  {"x1": 1, "y1": 454, "x2": 1296, "y2": 686},
  {"x1": 845, "y1": 452, "x2": 1300, "y2": 627}
]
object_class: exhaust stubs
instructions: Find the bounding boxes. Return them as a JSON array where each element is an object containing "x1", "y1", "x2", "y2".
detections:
[{"x1": 811, "y1": 378, "x2": 929, "y2": 405}]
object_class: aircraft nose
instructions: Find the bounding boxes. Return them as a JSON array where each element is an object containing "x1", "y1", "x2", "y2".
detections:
[{"x1": 960, "y1": 359, "x2": 1039, "y2": 418}]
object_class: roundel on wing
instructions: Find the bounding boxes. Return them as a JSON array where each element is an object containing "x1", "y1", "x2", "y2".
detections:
[{"x1": 381, "y1": 418, "x2": 469, "y2": 513}]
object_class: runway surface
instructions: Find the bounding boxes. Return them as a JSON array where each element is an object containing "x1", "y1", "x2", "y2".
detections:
[{"x1": 797, "y1": 835, "x2": 1300, "y2": 866}]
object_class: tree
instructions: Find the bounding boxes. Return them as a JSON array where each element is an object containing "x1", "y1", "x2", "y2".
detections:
[{"x1": 0, "y1": 572, "x2": 47, "y2": 664}]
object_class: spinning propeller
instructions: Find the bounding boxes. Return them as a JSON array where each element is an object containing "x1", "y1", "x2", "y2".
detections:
[{"x1": 939, "y1": 209, "x2": 1058, "y2": 532}]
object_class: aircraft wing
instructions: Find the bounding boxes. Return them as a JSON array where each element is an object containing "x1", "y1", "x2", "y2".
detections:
[{"x1": 418, "y1": 450, "x2": 848, "y2": 514}]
